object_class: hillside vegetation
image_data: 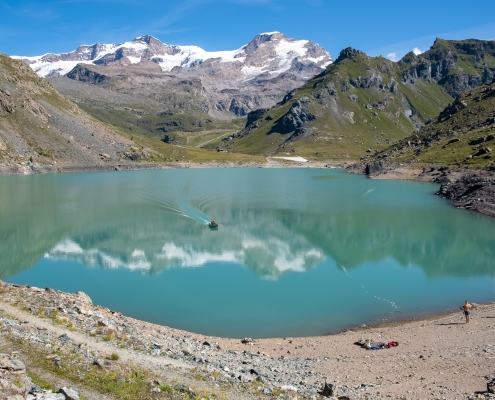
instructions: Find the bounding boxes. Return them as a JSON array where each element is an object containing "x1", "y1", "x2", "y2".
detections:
[
  {"x1": 0, "y1": 54, "x2": 265, "y2": 172},
  {"x1": 221, "y1": 39, "x2": 495, "y2": 162},
  {"x1": 50, "y1": 63, "x2": 247, "y2": 141},
  {"x1": 362, "y1": 80, "x2": 495, "y2": 170}
]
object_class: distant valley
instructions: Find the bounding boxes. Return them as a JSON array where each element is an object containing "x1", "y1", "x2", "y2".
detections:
[{"x1": 12, "y1": 32, "x2": 331, "y2": 142}]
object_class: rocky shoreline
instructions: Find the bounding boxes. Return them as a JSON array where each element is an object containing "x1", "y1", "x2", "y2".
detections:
[
  {"x1": 348, "y1": 161, "x2": 495, "y2": 218},
  {"x1": 1, "y1": 283, "x2": 494, "y2": 399},
  {"x1": 0, "y1": 159, "x2": 338, "y2": 176},
  {"x1": 436, "y1": 172, "x2": 495, "y2": 217}
]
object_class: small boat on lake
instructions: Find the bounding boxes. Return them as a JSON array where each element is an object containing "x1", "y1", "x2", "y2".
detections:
[{"x1": 209, "y1": 220, "x2": 218, "y2": 228}]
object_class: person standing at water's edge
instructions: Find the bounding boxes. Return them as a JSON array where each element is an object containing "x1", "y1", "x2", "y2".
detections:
[{"x1": 462, "y1": 300, "x2": 472, "y2": 323}]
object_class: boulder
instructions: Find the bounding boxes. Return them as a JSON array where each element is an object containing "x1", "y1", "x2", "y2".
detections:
[
  {"x1": 124, "y1": 151, "x2": 148, "y2": 161},
  {"x1": 58, "y1": 333, "x2": 70, "y2": 343},
  {"x1": 0, "y1": 353, "x2": 25, "y2": 371},
  {"x1": 39, "y1": 394, "x2": 66, "y2": 400},
  {"x1": 365, "y1": 161, "x2": 385, "y2": 176},
  {"x1": 474, "y1": 147, "x2": 492, "y2": 157},
  {"x1": 319, "y1": 382, "x2": 337, "y2": 397},
  {"x1": 488, "y1": 378, "x2": 495, "y2": 394},
  {"x1": 60, "y1": 387, "x2": 80, "y2": 400},
  {"x1": 469, "y1": 136, "x2": 486, "y2": 145}
]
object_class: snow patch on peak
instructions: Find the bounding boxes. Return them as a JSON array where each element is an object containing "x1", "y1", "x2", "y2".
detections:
[
  {"x1": 134, "y1": 34, "x2": 158, "y2": 41},
  {"x1": 14, "y1": 32, "x2": 332, "y2": 80},
  {"x1": 259, "y1": 31, "x2": 281, "y2": 36}
]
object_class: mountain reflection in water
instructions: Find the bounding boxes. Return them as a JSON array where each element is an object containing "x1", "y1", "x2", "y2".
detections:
[{"x1": 1, "y1": 168, "x2": 494, "y2": 337}]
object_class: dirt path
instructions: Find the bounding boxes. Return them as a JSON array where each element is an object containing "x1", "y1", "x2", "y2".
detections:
[
  {"x1": 0, "y1": 301, "x2": 190, "y2": 372},
  {"x1": 0, "y1": 296, "x2": 257, "y2": 400}
]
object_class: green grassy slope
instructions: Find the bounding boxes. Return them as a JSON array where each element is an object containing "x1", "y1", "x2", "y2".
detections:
[
  {"x1": 364, "y1": 80, "x2": 495, "y2": 170},
  {"x1": 223, "y1": 38, "x2": 495, "y2": 161},
  {"x1": 0, "y1": 54, "x2": 265, "y2": 168}
]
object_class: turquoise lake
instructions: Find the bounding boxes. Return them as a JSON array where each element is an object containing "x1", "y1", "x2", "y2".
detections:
[{"x1": 1, "y1": 168, "x2": 494, "y2": 338}]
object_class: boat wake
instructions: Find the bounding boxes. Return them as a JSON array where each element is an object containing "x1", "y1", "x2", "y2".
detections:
[{"x1": 141, "y1": 174, "x2": 213, "y2": 225}]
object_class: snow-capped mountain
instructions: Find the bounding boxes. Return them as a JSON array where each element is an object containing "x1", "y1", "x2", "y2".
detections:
[
  {"x1": 13, "y1": 32, "x2": 332, "y2": 80},
  {"x1": 12, "y1": 33, "x2": 332, "y2": 122}
]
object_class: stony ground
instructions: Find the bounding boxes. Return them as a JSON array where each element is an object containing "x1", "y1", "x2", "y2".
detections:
[{"x1": 0, "y1": 283, "x2": 494, "y2": 399}]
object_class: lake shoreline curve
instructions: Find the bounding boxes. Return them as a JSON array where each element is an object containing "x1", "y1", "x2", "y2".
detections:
[
  {"x1": 1, "y1": 282, "x2": 494, "y2": 399},
  {"x1": 347, "y1": 161, "x2": 495, "y2": 218}
]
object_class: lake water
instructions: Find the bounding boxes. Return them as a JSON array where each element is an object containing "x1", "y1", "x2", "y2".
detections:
[{"x1": 1, "y1": 168, "x2": 494, "y2": 338}]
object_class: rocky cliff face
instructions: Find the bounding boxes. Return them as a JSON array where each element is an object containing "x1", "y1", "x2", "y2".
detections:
[{"x1": 399, "y1": 39, "x2": 495, "y2": 96}]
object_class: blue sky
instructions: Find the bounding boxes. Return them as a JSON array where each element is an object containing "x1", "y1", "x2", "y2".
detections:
[{"x1": 1, "y1": 0, "x2": 494, "y2": 60}]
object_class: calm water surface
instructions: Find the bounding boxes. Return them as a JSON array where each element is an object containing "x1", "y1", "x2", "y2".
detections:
[{"x1": 1, "y1": 168, "x2": 494, "y2": 338}]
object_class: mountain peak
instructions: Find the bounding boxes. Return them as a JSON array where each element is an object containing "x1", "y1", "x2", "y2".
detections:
[
  {"x1": 13, "y1": 32, "x2": 331, "y2": 80},
  {"x1": 243, "y1": 32, "x2": 289, "y2": 53},
  {"x1": 335, "y1": 47, "x2": 365, "y2": 63},
  {"x1": 133, "y1": 35, "x2": 163, "y2": 46}
]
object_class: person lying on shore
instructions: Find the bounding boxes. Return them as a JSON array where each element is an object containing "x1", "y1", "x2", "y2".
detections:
[{"x1": 354, "y1": 339, "x2": 398, "y2": 350}]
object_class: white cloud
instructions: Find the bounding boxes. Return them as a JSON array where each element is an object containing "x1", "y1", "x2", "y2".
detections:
[
  {"x1": 413, "y1": 47, "x2": 423, "y2": 55},
  {"x1": 387, "y1": 52, "x2": 397, "y2": 61}
]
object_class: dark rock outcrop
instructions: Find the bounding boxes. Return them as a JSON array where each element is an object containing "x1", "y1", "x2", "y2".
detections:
[
  {"x1": 437, "y1": 97, "x2": 468, "y2": 121},
  {"x1": 335, "y1": 47, "x2": 364, "y2": 63},
  {"x1": 280, "y1": 97, "x2": 315, "y2": 133},
  {"x1": 285, "y1": 127, "x2": 312, "y2": 143},
  {"x1": 0, "y1": 91, "x2": 15, "y2": 114},
  {"x1": 365, "y1": 161, "x2": 385, "y2": 176},
  {"x1": 246, "y1": 108, "x2": 269, "y2": 126},
  {"x1": 437, "y1": 174, "x2": 495, "y2": 217},
  {"x1": 122, "y1": 151, "x2": 148, "y2": 161},
  {"x1": 350, "y1": 69, "x2": 383, "y2": 89},
  {"x1": 67, "y1": 65, "x2": 110, "y2": 84}
]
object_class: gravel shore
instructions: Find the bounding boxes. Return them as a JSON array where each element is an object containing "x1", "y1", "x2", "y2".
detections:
[{"x1": 0, "y1": 283, "x2": 494, "y2": 399}]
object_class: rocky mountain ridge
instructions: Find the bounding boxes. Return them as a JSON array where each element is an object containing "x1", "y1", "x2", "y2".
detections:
[
  {"x1": 12, "y1": 33, "x2": 332, "y2": 136},
  {"x1": 356, "y1": 80, "x2": 495, "y2": 170},
  {"x1": 349, "y1": 79, "x2": 495, "y2": 217},
  {"x1": 14, "y1": 32, "x2": 331, "y2": 80},
  {"x1": 14, "y1": 32, "x2": 331, "y2": 118},
  {"x1": 221, "y1": 38, "x2": 495, "y2": 161}
]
